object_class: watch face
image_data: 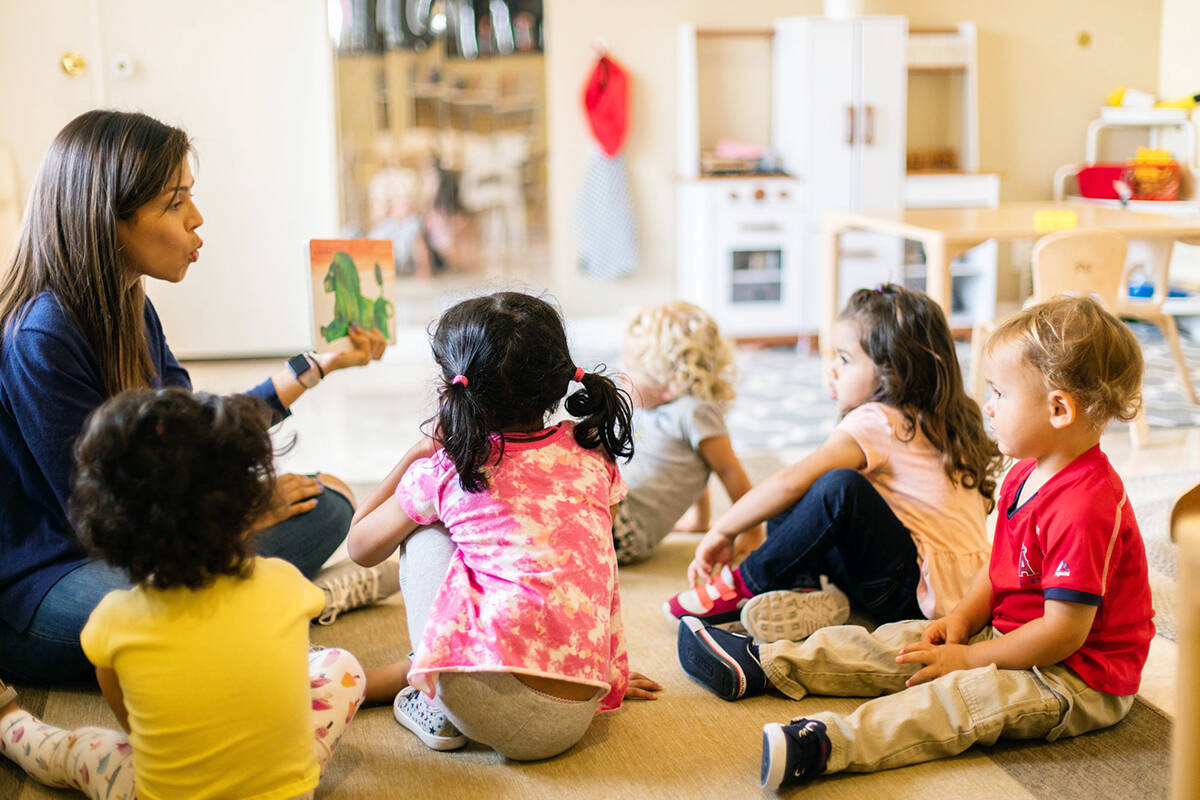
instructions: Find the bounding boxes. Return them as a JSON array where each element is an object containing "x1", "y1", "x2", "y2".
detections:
[{"x1": 288, "y1": 354, "x2": 312, "y2": 377}]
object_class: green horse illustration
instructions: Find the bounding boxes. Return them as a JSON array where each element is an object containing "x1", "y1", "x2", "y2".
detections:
[{"x1": 320, "y1": 251, "x2": 394, "y2": 343}]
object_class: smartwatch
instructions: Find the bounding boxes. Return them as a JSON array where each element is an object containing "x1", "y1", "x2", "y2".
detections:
[{"x1": 287, "y1": 352, "x2": 322, "y2": 389}]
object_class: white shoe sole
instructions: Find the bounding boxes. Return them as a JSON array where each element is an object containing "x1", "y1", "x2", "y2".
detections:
[
  {"x1": 761, "y1": 723, "x2": 788, "y2": 790},
  {"x1": 393, "y1": 692, "x2": 467, "y2": 751},
  {"x1": 740, "y1": 585, "x2": 850, "y2": 643}
]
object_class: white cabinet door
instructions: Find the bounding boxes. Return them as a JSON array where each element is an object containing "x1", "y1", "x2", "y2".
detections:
[
  {"x1": 0, "y1": 0, "x2": 99, "y2": 254},
  {"x1": 806, "y1": 20, "x2": 856, "y2": 214},
  {"x1": 0, "y1": 0, "x2": 336, "y2": 358},
  {"x1": 101, "y1": 0, "x2": 338, "y2": 357},
  {"x1": 855, "y1": 17, "x2": 907, "y2": 212}
]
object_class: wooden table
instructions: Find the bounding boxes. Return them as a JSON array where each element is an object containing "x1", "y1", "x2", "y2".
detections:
[{"x1": 820, "y1": 202, "x2": 1200, "y2": 354}]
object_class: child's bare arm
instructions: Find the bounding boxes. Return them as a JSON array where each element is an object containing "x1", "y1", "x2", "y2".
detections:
[
  {"x1": 95, "y1": 667, "x2": 130, "y2": 733},
  {"x1": 351, "y1": 437, "x2": 438, "y2": 526},
  {"x1": 688, "y1": 431, "x2": 866, "y2": 584},
  {"x1": 709, "y1": 430, "x2": 865, "y2": 536},
  {"x1": 697, "y1": 434, "x2": 765, "y2": 558},
  {"x1": 922, "y1": 565, "x2": 994, "y2": 646},
  {"x1": 697, "y1": 435, "x2": 752, "y2": 504},
  {"x1": 348, "y1": 498, "x2": 421, "y2": 566},
  {"x1": 897, "y1": 599, "x2": 1097, "y2": 687}
]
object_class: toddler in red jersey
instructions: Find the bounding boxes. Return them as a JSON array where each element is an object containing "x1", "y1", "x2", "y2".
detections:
[{"x1": 677, "y1": 295, "x2": 1154, "y2": 790}]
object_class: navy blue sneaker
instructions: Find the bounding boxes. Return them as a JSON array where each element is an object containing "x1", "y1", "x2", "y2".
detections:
[
  {"x1": 761, "y1": 719, "x2": 831, "y2": 790},
  {"x1": 677, "y1": 615, "x2": 768, "y2": 700}
]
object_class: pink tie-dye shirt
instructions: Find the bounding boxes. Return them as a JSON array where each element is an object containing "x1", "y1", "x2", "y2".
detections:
[{"x1": 395, "y1": 421, "x2": 630, "y2": 711}]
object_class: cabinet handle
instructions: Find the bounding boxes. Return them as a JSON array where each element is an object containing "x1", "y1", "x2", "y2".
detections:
[
  {"x1": 60, "y1": 51, "x2": 86, "y2": 77},
  {"x1": 864, "y1": 105, "x2": 875, "y2": 146},
  {"x1": 845, "y1": 106, "x2": 855, "y2": 145}
]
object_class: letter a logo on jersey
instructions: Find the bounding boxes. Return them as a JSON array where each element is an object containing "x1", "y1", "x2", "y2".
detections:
[
  {"x1": 1018, "y1": 544, "x2": 1036, "y2": 578},
  {"x1": 1054, "y1": 560, "x2": 1071, "y2": 577}
]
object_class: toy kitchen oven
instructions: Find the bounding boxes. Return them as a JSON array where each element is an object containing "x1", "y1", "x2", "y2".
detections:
[{"x1": 674, "y1": 176, "x2": 807, "y2": 339}]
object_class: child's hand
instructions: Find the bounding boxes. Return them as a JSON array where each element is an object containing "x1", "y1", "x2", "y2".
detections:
[
  {"x1": 250, "y1": 473, "x2": 323, "y2": 531},
  {"x1": 624, "y1": 671, "x2": 663, "y2": 700},
  {"x1": 895, "y1": 642, "x2": 972, "y2": 686},
  {"x1": 921, "y1": 613, "x2": 972, "y2": 646},
  {"x1": 688, "y1": 529, "x2": 735, "y2": 586},
  {"x1": 731, "y1": 524, "x2": 766, "y2": 563}
]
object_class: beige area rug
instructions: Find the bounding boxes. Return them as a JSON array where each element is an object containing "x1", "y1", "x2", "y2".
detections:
[{"x1": 1, "y1": 524, "x2": 1172, "y2": 800}]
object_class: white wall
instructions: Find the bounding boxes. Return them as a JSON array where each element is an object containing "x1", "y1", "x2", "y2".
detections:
[
  {"x1": 1159, "y1": 0, "x2": 1200, "y2": 101},
  {"x1": 0, "y1": 0, "x2": 339, "y2": 357}
]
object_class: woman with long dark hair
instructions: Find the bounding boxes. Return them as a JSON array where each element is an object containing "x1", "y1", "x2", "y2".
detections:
[{"x1": 0, "y1": 110, "x2": 390, "y2": 683}]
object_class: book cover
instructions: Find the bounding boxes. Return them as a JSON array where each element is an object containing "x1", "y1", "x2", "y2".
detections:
[{"x1": 309, "y1": 239, "x2": 396, "y2": 353}]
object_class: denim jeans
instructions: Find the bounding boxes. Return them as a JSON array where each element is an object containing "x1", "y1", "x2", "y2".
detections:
[
  {"x1": 737, "y1": 469, "x2": 923, "y2": 622},
  {"x1": 0, "y1": 489, "x2": 352, "y2": 685}
]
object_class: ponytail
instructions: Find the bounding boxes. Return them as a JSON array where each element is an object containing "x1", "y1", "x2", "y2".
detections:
[
  {"x1": 565, "y1": 368, "x2": 634, "y2": 462},
  {"x1": 432, "y1": 371, "x2": 495, "y2": 494},
  {"x1": 427, "y1": 292, "x2": 633, "y2": 492}
]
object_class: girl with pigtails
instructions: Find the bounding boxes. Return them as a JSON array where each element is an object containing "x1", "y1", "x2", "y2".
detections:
[{"x1": 348, "y1": 292, "x2": 661, "y2": 761}]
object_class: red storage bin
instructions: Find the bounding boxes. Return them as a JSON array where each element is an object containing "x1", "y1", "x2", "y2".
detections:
[{"x1": 1076, "y1": 164, "x2": 1125, "y2": 199}]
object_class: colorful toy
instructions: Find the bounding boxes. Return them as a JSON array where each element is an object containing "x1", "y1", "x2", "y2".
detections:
[{"x1": 1107, "y1": 87, "x2": 1200, "y2": 111}]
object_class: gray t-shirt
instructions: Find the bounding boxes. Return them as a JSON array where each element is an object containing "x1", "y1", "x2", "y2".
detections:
[{"x1": 621, "y1": 396, "x2": 729, "y2": 548}]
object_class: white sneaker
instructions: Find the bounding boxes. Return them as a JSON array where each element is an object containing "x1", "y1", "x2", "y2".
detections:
[
  {"x1": 393, "y1": 687, "x2": 467, "y2": 751},
  {"x1": 312, "y1": 557, "x2": 400, "y2": 625},
  {"x1": 739, "y1": 578, "x2": 850, "y2": 643}
]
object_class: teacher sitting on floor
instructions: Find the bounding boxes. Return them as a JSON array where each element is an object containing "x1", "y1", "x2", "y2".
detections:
[{"x1": 0, "y1": 109, "x2": 391, "y2": 684}]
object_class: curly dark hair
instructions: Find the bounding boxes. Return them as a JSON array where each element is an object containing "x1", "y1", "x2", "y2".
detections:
[
  {"x1": 427, "y1": 291, "x2": 634, "y2": 492},
  {"x1": 840, "y1": 284, "x2": 1006, "y2": 512},
  {"x1": 69, "y1": 388, "x2": 277, "y2": 590}
]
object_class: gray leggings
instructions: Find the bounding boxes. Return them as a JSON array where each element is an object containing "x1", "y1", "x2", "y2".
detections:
[{"x1": 398, "y1": 526, "x2": 601, "y2": 761}]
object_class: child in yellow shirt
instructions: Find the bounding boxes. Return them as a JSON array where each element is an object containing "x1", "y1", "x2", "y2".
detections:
[{"x1": 0, "y1": 389, "x2": 403, "y2": 799}]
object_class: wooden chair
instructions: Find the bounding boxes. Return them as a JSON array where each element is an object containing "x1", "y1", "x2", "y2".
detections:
[
  {"x1": 1171, "y1": 482, "x2": 1200, "y2": 800},
  {"x1": 969, "y1": 228, "x2": 1198, "y2": 445}
]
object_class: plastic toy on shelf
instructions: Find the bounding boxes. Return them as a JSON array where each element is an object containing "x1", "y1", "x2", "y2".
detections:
[{"x1": 1053, "y1": 108, "x2": 1199, "y2": 216}]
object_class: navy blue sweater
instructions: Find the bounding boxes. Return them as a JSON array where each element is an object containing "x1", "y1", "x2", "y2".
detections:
[{"x1": 0, "y1": 292, "x2": 287, "y2": 631}]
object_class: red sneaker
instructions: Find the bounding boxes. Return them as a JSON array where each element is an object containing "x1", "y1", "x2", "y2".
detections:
[{"x1": 663, "y1": 565, "x2": 753, "y2": 624}]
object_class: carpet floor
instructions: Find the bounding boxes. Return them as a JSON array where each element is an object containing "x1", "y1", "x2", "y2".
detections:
[{"x1": 1, "y1": 524, "x2": 1172, "y2": 800}]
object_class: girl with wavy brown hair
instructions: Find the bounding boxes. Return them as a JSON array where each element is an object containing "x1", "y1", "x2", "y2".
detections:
[{"x1": 668, "y1": 284, "x2": 1004, "y2": 654}]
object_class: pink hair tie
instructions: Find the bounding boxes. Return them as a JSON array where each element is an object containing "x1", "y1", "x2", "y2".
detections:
[
  {"x1": 451, "y1": 374, "x2": 468, "y2": 387},
  {"x1": 573, "y1": 366, "x2": 585, "y2": 382}
]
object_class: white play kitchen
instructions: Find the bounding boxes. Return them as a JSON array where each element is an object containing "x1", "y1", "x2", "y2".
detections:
[{"x1": 674, "y1": 14, "x2": 998, "y2": 340}]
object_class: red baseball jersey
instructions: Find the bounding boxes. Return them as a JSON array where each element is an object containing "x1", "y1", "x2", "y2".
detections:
[{"x1": 989, "y1": 446, "x2": 1154, "y2": 696}]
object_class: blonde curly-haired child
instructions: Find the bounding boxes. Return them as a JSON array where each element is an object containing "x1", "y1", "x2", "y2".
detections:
[{"x1": 614, "y1": 302, "x2": 763, "y2": 565}]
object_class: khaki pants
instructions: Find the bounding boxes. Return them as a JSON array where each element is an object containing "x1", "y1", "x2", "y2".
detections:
[{"x1": 759, "y1": 620, "x2": 1134, "y2": 775}]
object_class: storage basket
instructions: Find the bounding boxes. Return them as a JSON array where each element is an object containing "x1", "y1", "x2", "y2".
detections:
[
  {"x1": 1123, "y1": 159, "x2": 1180, "y2": 201},
  {"x1": 1076, "y1": 164, "x2": 1124, "y2": 199}
]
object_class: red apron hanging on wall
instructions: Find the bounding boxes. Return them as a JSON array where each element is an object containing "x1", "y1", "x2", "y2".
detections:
[{"x1": 574, "y1": 54, "x2": 638, "y2": 278}]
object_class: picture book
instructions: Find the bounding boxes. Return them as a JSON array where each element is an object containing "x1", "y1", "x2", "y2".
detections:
[{"x1": 309, "y1": 239, "x2": 396, "y2": 353}]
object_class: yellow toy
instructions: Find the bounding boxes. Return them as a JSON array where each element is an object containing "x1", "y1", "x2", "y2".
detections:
[
  {"x1": 1107, "y1": 87, "x2": 1200, "y2": 111},
  {"x1": 1033, "y1": 209, "x2": 1078, "y2": 233}
]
